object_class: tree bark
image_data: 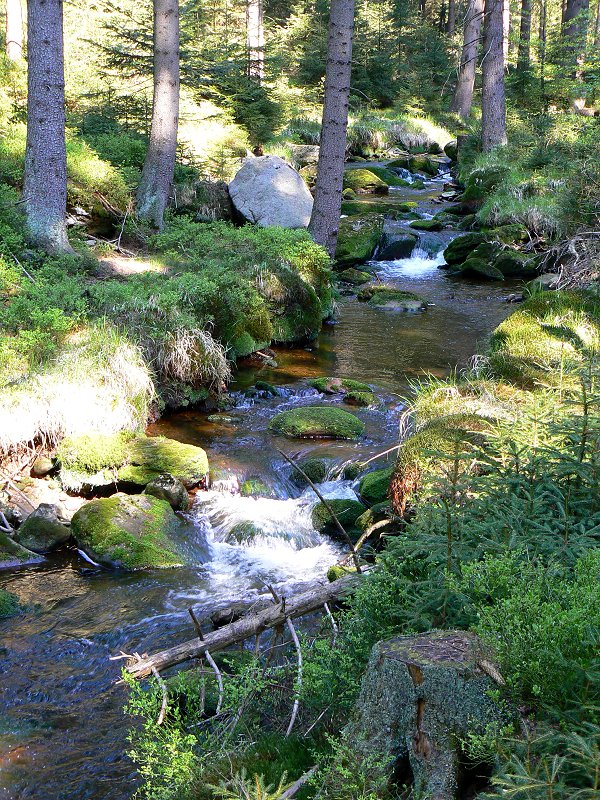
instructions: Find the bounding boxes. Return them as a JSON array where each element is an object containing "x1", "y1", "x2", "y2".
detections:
[
  {"x1": 5, "y1": 0, "x2": 23, "y2": 60},
  {"x1": 308, "y1": 0, "x2": 356, "y2": 259},
  {"x1": 23, "y1": 0, "x2": 71, "y2": 254},
  {"x1": 516, "y1": 0, "x2": 532, "y2": 70},
  {"x1": 136, "y1": 0, "x2": 180, "y2": 229},
  {"x1": 125, "y1": 571, "x2": 362, "y2": 678},
  {"x1": 446, "y1": 0, "x2": 457, "y2": 34},
  {"x1": 502, "y1": 0, "x2": 510, "y2": 63},
  {"x1": 563, "y1": 0, "x2": 589, "y2": 77},
  {"x1": 481, "y1": 0, "x2": 507, "y2": 150},
  {"x1": 246, "y1": 0, "x2": 264, "y2": 81},
  {"x1": 595, "y1": 0, "x2": 600, "y2": 45},
  {"x1": 450, "y1": 0, "x2": 484, "y2": 120}
]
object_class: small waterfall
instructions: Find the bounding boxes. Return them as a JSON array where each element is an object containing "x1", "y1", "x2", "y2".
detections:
[{"x1": 378, "y1": 247, "x2": 447, "y2": 278}]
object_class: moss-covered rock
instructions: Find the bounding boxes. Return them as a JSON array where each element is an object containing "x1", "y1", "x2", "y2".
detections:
[
  {"x1": 239, "y1": 477, "x2": 277, "y2": 498},
  {"x1": 408, "y1": 154, "x2": 439, "y2": 176},
  {"x1": 269, "y1": 406, "x2": 365, "y2": 440},
  {"x1": 338, "y1": 268, "x2": 372, "y2": 285},
  {"x1": 327, "y1": 563, "x2": 358, "y2": 581},
  {"x1": 344, "y1": 390, "x2": 376, "y2": 407},
  {"x1": 341, "y1": 199, "x2": 418, "y2": 217},
  {"x1": 343, "y1": 168, "x2": 389, "y2": 194},
  {"x1": 290, "y1": 457, "x2": 330, "y2": 488},
  {"x1": 358, "y1": 285, "x2": 426, "y2": 312},
  {"x1": 71, "y1": 494, "x2": 189, "y2": 570},
  {"x1": 0, "y1": 588, "x2": 23, "y2": 618},
  {"x1": 13, "y1": 504, "x2": 71, "y2": 553},
  {"x1": 355, "y1": 502, "x2": 397, "y2": 537},
  {"x1": 144, "y1": 474, "x2": 190, "y2": 511},
  {"x1": 460, "y1": 164, "x2": 510, "y2": 204},
  {"x1": 311, "y1": 377, "x2": 372, "y2": 394},
  {"x1": 457, "y1": 257, "x2": 504, "y2": 280},
  {"x1": 410, "y1": 219, "x2": 443, "y2": 231},
  {"x1": 358, "y1": 467, "x2": 394, "y2": 505},
  {"x1": 226, "y1": 521, "x2": 262, "y2": 545},
  {"x1": 312, "y1": 499, "x2": 365, "y2": 541},
  {"x1": 443, "y1": 233, "x2": 487, "y2": 266},
  {"x1": 366, "y1": 166, "x2": 413, "y2": 188},
  {"x1": 444, "y1": 140, "x2": 458, "y2": 160},
  {"x1": 0, "y1": 530, "x2": 44, "y2": 570},
  {"x1": 57, "y1": 432, "x2": 209, "y2": 491},
  {"x1": 492, "y1": 249, "x2": 538, "y2": 278},
  {"x1": 335, "y1": 214, "x2": 385, "y2": 267},
  {"x1": 378, "y1": 231, "x2": 418, "y2": 260}
]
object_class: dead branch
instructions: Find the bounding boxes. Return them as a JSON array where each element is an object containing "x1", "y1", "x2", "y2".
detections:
[
  {"x1": 151, "y1": 667, "x2": 168, "y2": 725},
  {"x1": 277, "y1": 767, "x2": 317, "y2": 799},
  {"x1": 285, "y1": 617, "x2": 302, "y2": 737}
]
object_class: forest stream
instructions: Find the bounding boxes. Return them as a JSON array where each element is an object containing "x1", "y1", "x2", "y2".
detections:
[{"x1": 0, "y1": 179, "x2": 518, "y2": 800}]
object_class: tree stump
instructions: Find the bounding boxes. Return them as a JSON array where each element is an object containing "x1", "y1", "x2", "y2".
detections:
[{"x1": 346, "y1": 631, "x2": 506, "y2": 800}]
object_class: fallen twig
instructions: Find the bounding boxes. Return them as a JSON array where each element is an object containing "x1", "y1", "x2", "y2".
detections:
[
  {"x1": 151, "y1": 666, "x2": 168, "y2": 725},
  {"x1": 285, "y1": 617, "x2": 302, "y2": 738}
]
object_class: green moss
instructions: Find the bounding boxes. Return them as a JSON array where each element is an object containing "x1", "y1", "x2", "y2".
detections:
[
  {"x1": 0, "y1": 530, "x2": 43, "y2": 569},
  {"x1": 311, "y1": 377, "x2": 372, "y2": 393},
  {"x1": 408, "y1": 155, "x2": 439, "y2": 176},
  {"x1": 240, "y1": 478, "x2": 277, "y2": 498},
  {"x1": 327, "y1": 564, "x2": 358, "y2": 581},
  {"x1": 227, "y1": 521, "x2": 262, "y2": 544},
  {"x1": 461, "y1": 165, "x2": 510, "y2": 203},
  {"x1": 443, "y1": 233, "x2": 487, "y2": 266},
  {"x1": 335, "y1": 214, "x2": 384, "y2": 267},
  {"x1": 358, "y1": 467, "x2": 394, "y2": 505},
  {"x1": 58, "y1": 432, "x2": 209, "y2": 490},
  {"x1": 344, "y1": 390, "x2": 376, "y2": 407},
  {"x1": 312, "y1": 499, "x2": 365, "y2": 540},
  {"x1": 70, "y1": 494, "x2": 185, "y2": 570},
  {"x1": 0, "y1": 588, "x2": 23, "y2": 618},
  {"x1": 409, "y1": 219, "x2": 443, "y2": 231},
  {"x1": 341, "y1": 199, "x2": 418, "y2": 217},
  {"x1": 357, "y1": 285, "x2": 426, "y2": 311},
  {"x1": 355, "y1": 501, "x2": 395, "y2": 532},
  {"x1": 338, "y1": 268, "x2": 372, "y2": 285},
  {"x1": 269, "y1": 406, "x2": 365, "y2": 440},
  {"x1": 343, "y1": 168, "x2": 389, "y2": 194},
  {"x1": 366, "y1": 166, "x2": 413, "y2": 188},
  {"x1": 457, "y1": 257, "x2": 504, "y2": 281},
  {"x1": 290, "y1": 457, "x2": 330, "y2": 487}
]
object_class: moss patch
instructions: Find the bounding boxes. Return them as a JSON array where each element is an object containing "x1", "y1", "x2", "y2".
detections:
[
  {"x1": 0, "y1": 530, "x2": 44, "y2": 570},
  {"x1": 0, "y1": 588, "x2": 23, "y2": 618},
  {"x1": 71, "y1": 494, "x2": 186, "y2": 570},
  {"x1": 338, "y1": 268, "x2": 372, "y2": 285},
  {"x1": 358, "y1": 467, "x2": 394, "y2": 505},
  {"x1": 358, "y1": 285, "x2": 426, "y2": 312},
  {"x1": 341, "y1": 199, "x2": 418, "y2": 217},
  {"x1": 312, "y1": 499, "x2": 365, "y2": 541},
  {"x1": 335, "y1": 214, "x2": 384, "y2": 267},
  {"x1": 409, "y1": 219, "x2": 443, "y2": 231},
  {"x1": 343, "y1": 169, "x2": 389, "y2": 194},
  {"x1": 269, "y1": 406, "x2": 365, "y2": 440},
  {"x1": 290, "y1": 457, "x2": 330, "y2": 488},
  {"x1": 311, "y1": 377, "x2": 372, "y2": 394},
  {"x1": 57, "y1": 432, "x2": 209, "y2": 491}
]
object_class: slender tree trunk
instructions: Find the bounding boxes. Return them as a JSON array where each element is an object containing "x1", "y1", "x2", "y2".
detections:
[
  {"x1": 136, "y1": 0, "x2": 180, "y2": 229},
  {"x1": 23, "y1": 0, "x2": 71, "y2": 253},
  {"x1": 517, "y1": 0, "x2": 532, "y2": 69},
  {"x1": 308, "y1": 0, "x2": 355, "y2": 259},
  {"x1": 5, "y1": 0, "x2": 23, "y2": 60},
  {"x1": 563, "y1": 0, "x2": 589, "y2": 77},
  {"x1": 482, "y1": 0, "x2": 507, "y2": 150},
  {"x1": 246, "y1": 0, "x2": 264, "y2": 81},
  {"x1": 450, "y1": 0, "x2": 484, "y2": 119},
  {"x1": 446, "y1": 0, "x2": 457, "y2": 33},
  {"x1": 502, "y1": 0, "x2": 510, "y2": 63},
  {"x1": 539, "y1": 0, "x2": 547, "y2": 99},
  {"x1": 595, "y1": 0, "x2": 600, "y2": 44}
]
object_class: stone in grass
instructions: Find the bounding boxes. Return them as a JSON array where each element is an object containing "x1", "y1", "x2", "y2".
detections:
[
  {"x1": 0, "y1": 530, "x2": 44, "y2": 570},
  {"x1": 358, "y1": 285, "x2": 426, "y2": 312},
  {"x1": 290, "y1": 457, "x2": 330, "y2": 488},
  {"x1": 144, "y1": 474, "x2": 190, "y2": 511},
  {"x1": 338, "y1": 268, "x2": 372, "y2": 285},
  {"x1": 311, "y1": 499, "x2": 365, "y2": 541},
  {"x1": 269, "y1": 406, "x2": 365, "y2": 440},
  {"x1": 13, "y1": 504, "x2": 71, "y2": 553},
  {"x1": 410, "y1": 219, "x2": 443, "y2": 232},
  {"x1": 57, "y1": 431, "x2": 209, "y2": 491},
  {"x1": 358, "y1": 466, "x2": 394, "y2": 505},
  {"x1": 71, "y1": 494, "x2": 191, "y2": 570},
  {"x1": 346, "y1": 631, "x2": 507, "y2": 800}
]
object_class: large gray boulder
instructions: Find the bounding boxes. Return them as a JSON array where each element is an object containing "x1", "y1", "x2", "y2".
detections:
[{"x1": 228, "y1": 155, "x2": 313, "y2": 228}]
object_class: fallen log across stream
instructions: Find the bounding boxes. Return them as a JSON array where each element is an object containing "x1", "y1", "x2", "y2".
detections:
[{"x1": 124, "y1": 571, "x2": 362, "y2": 679}]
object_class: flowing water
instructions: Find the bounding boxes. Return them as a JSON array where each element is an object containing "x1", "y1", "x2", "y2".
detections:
[{"x1": 0, "y1": 178, "x2": 518, "y2": 800}]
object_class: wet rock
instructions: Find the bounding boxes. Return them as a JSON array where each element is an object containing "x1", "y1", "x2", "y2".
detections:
[
  {"x1": 335, "y1": 214, "x2": 385, "y2": 267},
  {"x1": 358, "y1": 467, "x2": 393, "y2": 505},
  {"x1": 355, "y1": 501, "x2": 396, "y2": 533},
  {"x1": 444, "y1": 139, "x2": 458, "y2": 161},
  {"x1": 312, "y1": 499, "x2": 365, "y2": 541},
  {"x1": 378, "y1": 231, "x2": 418, "y2": 260},
  {"x1": 311, "y1": 377, "x2": 372, "y2": 395},
  {"x1": 13, "y1": 504, "x2": 71, "y2": 553},
  {"x1": 226, "y1": 521, "x2": 263, "y2": 545},
  {"x1": 343, "y1": 168, "x2": 389, "y2": 195},
  {"x1": 269, "y1": 406, "x2": 365, "y2": 440},
  {"x1": 0, "y1": 530, "x2": 44, "y2": 570},
  {"x1": 456, "y1": 256, "x2": 505, "y2": 280},
  {"x1": 346, "y1": 631, "x2": 507, "y2": 800},
  {"x1": 31, "y1": 456, "x2": 55, "y2": 478},
  {"x1": 408, "y1": 154, "x2": 439, "y2": 176},
  {"x1": 229, "y1": 155, "x2": 313, "y2": 228},
  {"x1": 0, "y1": 502, "x2": 22, "y2": 528},
  {"x1": 338, "y1": 267, "x2": 372, "y2": 285},
  {"x1": 239, "y1": 477, "x2": 277, "y2": 498},
  {"x1": 344, "y1": 390, "x2": 376, "y2": 407},
  {"x1": 342, "y1": 199, "x2": 418, "y2": 218},
  {"x1": 357, "y1": 285, "x2": 426, "y2": 312},
  {"x1": 144, "y1": 474, "x2": 190, "y2": 511},
  {"x1": 57, "y1": 431, "x2": 209, "y2": 492},
  {"x1": 71, "y1": 494, "x2": 190, "y2": 570},
  {"x1": 410, "y1": 219, "x2": 443, "y2": 232},
  {"x1": 290, "y1": 457, "x2": 330, "y2": 488},
  {"x1": 443, "y1": 233, "x2": 487, "y2": 266}
]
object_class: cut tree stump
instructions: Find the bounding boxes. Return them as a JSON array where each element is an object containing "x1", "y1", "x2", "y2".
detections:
[{"x1": 346, "y1": 630, "x2": 507, "y2": 800}]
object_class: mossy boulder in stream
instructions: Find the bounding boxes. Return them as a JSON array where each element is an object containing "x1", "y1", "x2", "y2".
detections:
[
  {"x1": 71, "y1": 494, "x2": 188, "y2": 570},
  {"x1": 338, "y1": 267, "x2": 372, "y2": 285},
  {"x1": 342, "y1": 168, "x2": 389, "y2": 194},
  {"x1": 358, "y1": 467, "x2": 394, "y2": 505},
  {"x1": 345, "y1": 631, "x2": 507, "y2": 800},
  {"x1": 311, "y1": 499, "x2": 365, "y2": 541},
  {"x1": 290, "y1": 457, "x2": 330, "y2": 488},
  {"x1": 408, "y1": 154, "x2": 439, "y2": 176},
  {"x1": 13, "y1": 504, "x2": 71, "y2": 553},
  {"x1": 335, "y1": 214, "x2": 384, "y2": 267},
  {"x1": 144, "y1": 474, "x2": 190, "y2": 511},
  {"x1": 0, "y1": 530, "x2": 44, "y2": 570},
  {"x1": 410, "y1": 218, "x2": 443, "y2": 232},
  {"x1": 341, "y1": 199, "x2": 418, "y2": 218},
  {"x1": 311, "y1": 376, "x2": 372, "y2": 394},
  {"x1": 378, "y1": 231, "x2": 418, "y2": 261},
  {"x1": 358, "y1": 285, "x2": 426, "y2": 312},
  {"x1": 57, "y1": 431, "x2": 209, "y2": 491},
  {"x1": 443, "y1": 233, "x2": 487, "y2": 266},
  {"x1": 269, "y1": 406, "x2": 365, "y2": 440}
]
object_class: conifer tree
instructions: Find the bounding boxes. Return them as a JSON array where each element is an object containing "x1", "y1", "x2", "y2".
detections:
[
  {"x1": 5, "y1": 0, "x2": 23, "y2": 61},
  {"x1": 451, "y1": 0, "x2": 484, "y2": 119},
  {"x1": 481, "y1": 0, "x2": 507, "y2": 150}
]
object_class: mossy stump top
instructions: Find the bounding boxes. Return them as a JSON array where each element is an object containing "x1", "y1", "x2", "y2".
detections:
[{"x1": 269, "y1": 406, "x2": 365, "y2": 440}]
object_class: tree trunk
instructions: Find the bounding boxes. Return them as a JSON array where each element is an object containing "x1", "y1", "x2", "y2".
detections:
[
  {"x1": 5, "y1": 0, "x2": 23, "y2": 61},
  {"x1": 502, "y1": 0, "x2": 510, "y2": 63},
  {"x1": 539, "y1": 0, "x2": 547, "y2": 99},
  {"x1": 450, "y1": 0, "x2": 484, "y2": 120},
  {"x1": 595, "y1": 0, "x2": 600, "y2": 45},
  {"x1": 246, "y1": 0, "x2": 264, "y2": 81},
  {"x1": 136, "y1": 0, "x2": 180, "y2": 229},
  {"x1": 481, "y1": 0, "x2": 507, "y2": 150},
  {"x1": 308, "y1": 0, "x2": 355, "y2": 259},
  {"x1": 563, "y1": 0, "x2": 589, "y2": 77},
  {"x1": 446, "y1": 0, "x2": 457, "y2": 33},
  {"x1": 23, "y1": 0, "x2": 71, "y2": 254},
  {"x1": 517, "y1": 0, "x2": 532, "y2": 70}
]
